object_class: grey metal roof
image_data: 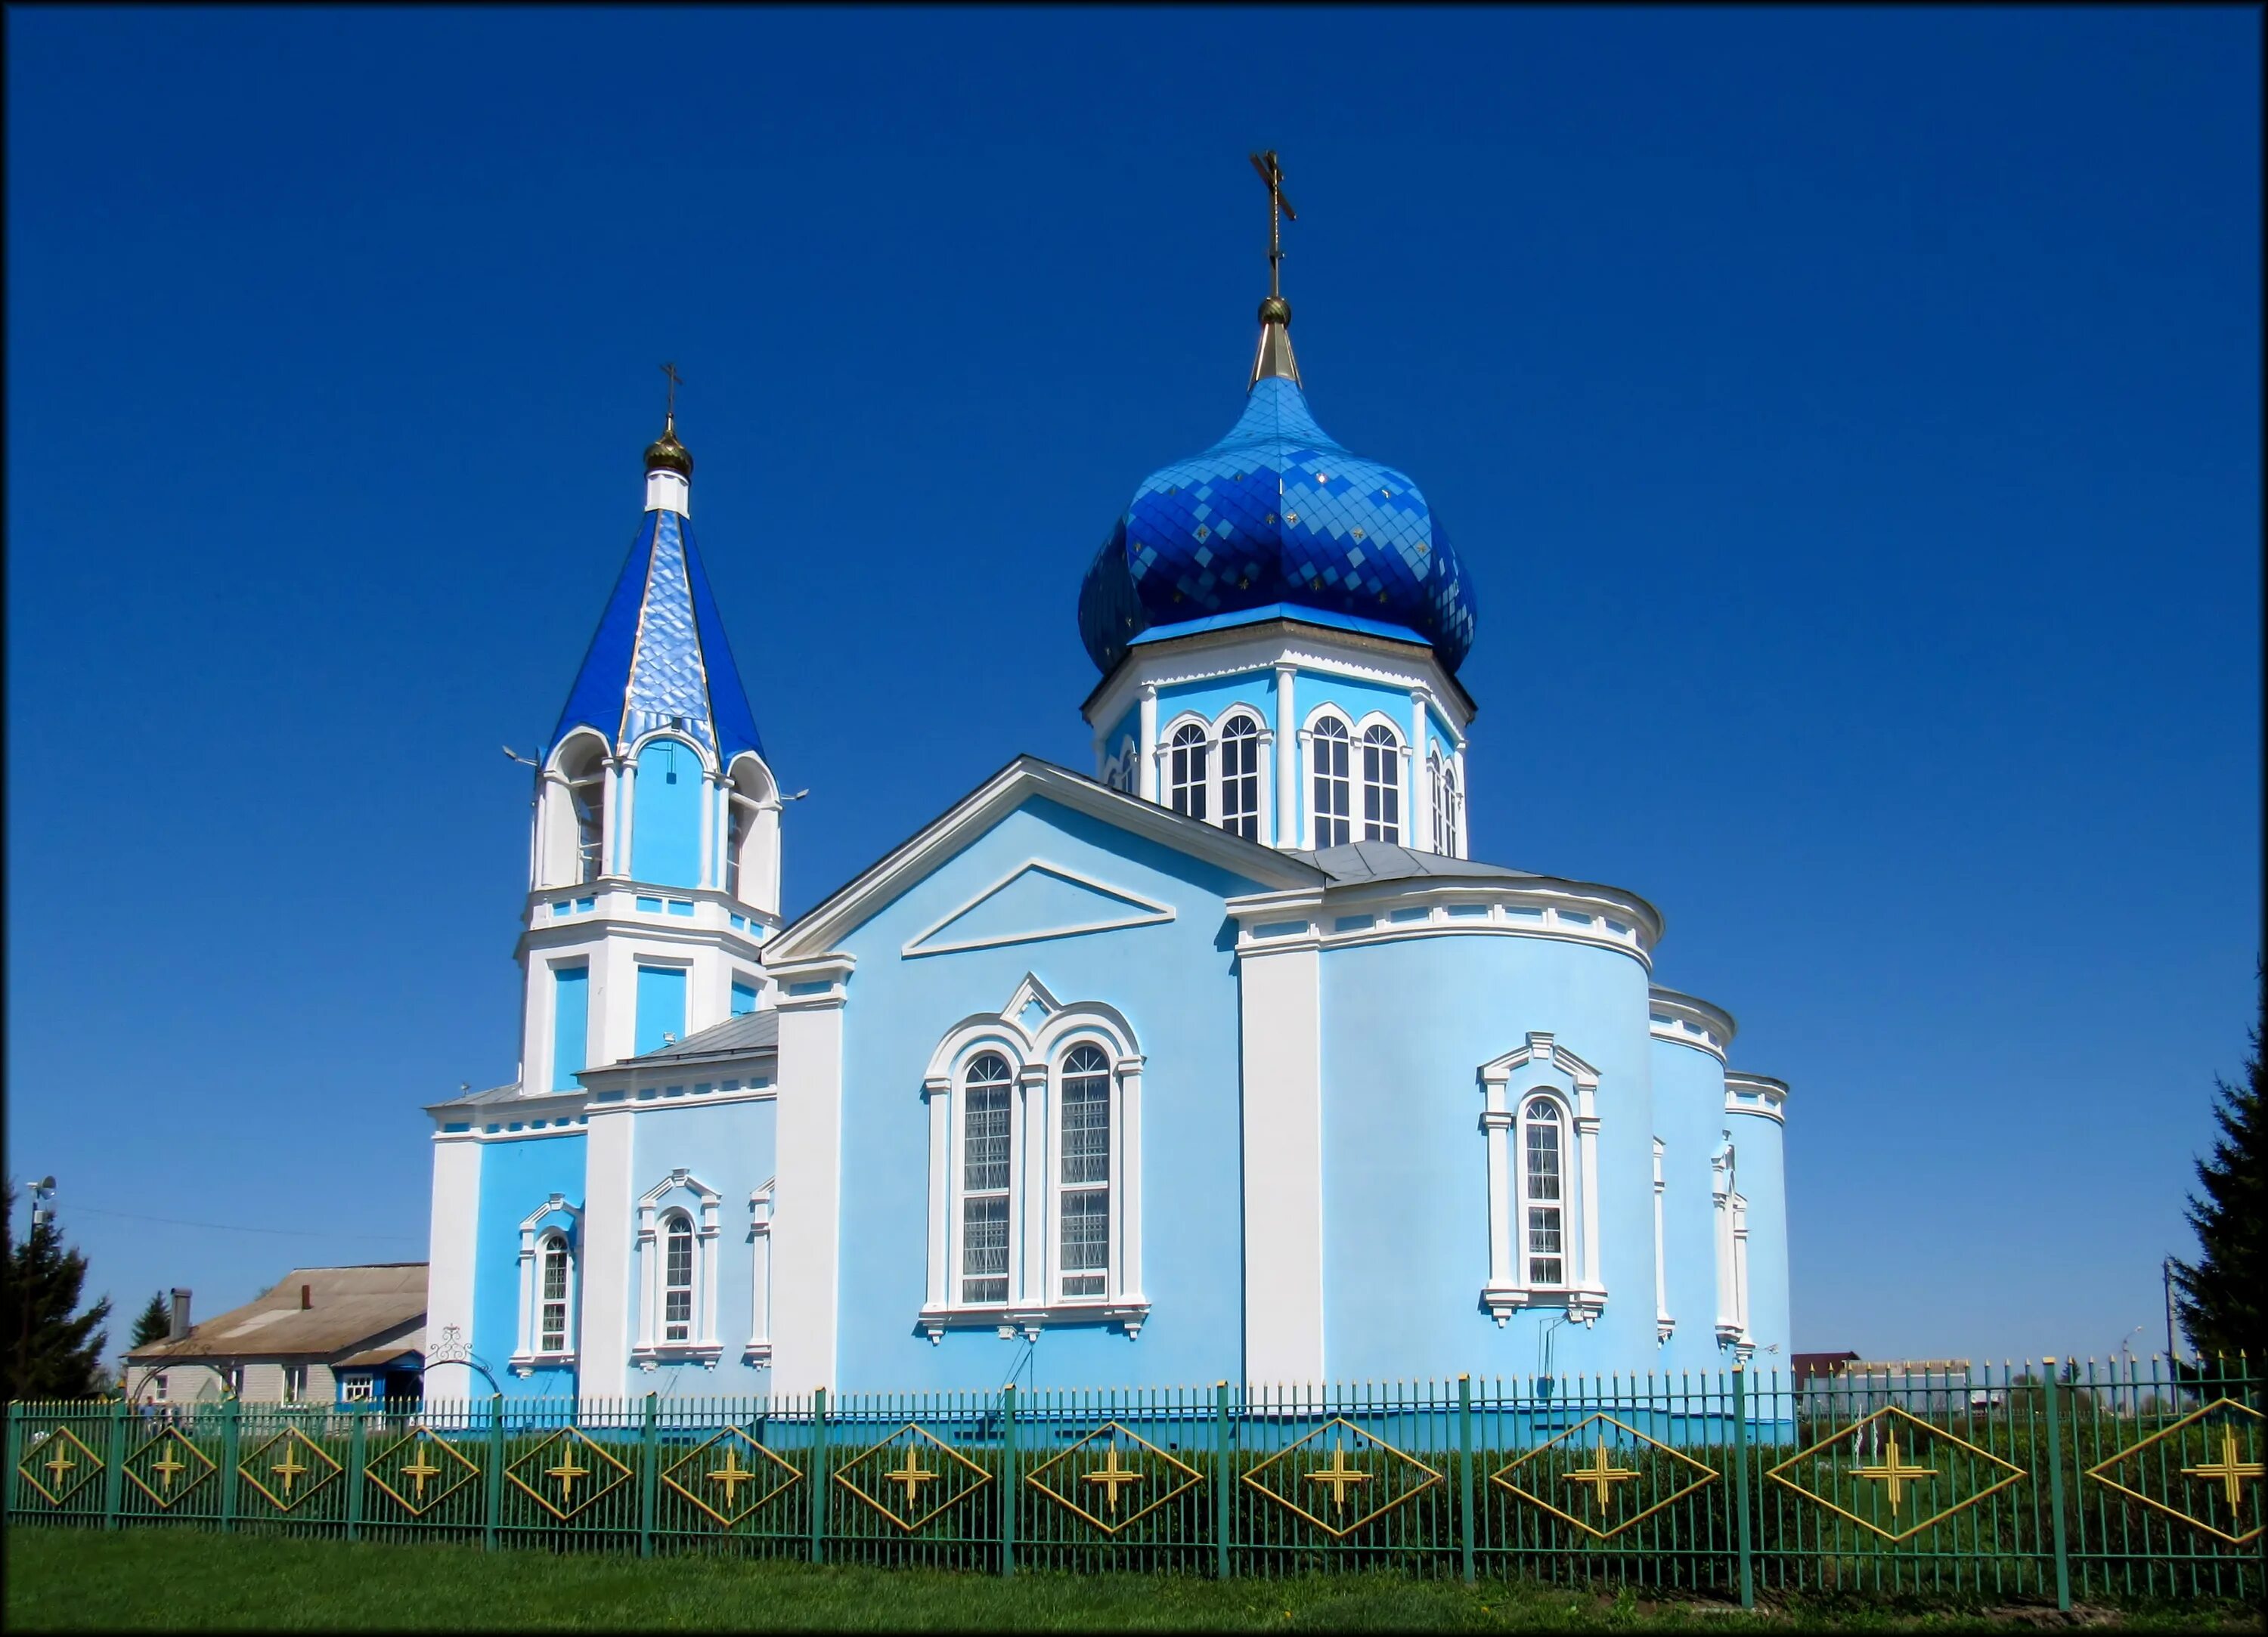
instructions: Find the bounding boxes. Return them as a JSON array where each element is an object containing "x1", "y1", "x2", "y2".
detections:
[
  {"x1": 1292, "y1": 841, "x2": 1541, "y2": 886},
  {"x1": 624, "y1": 1007, "x2": 779, "y2": 1066},
  {"x1": 426, "y1": 1081, "x2": 524, "y2": 1112}
]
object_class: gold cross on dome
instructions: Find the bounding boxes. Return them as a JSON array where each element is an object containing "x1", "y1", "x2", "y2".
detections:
[
  {"x1": 400, "y1": 1447, "x2": 443, "y2": 1501},
  {"x1": 270, "y1": 1446, "x2": 310, "y2": 1496},
  {"x1": 660, "y1": 361, "x2": 683, "y2": 426},
  {"x1": 1081, "y1": 1444, "x2": 1145, "y2": 1515},
  {"x1": 884, "y1": 1450, "x2": 938, "y2": 1505},
  {"x1": 706, "y1": 1448, "x2": 754, "y2": 1502},
  {"x1": 1562, "y1": 1436, "x2": 1640, "y2": 1516},
  {"x1": 42, "y1": 1444, "x2": 76, "y2": 1487},
  {"x1": 1305, "y1": 1440, "x2": 1371, "y2": 1514},
  {"x1": 148, "y1": 1447, "x2": 189, "y2": 1493},
  {"x1": 545, "y1": 1451, "x2": 590, "y2": 1499},
  {"x1": 2183, "y1": 1425, "x2": 2264, "y2": 1515},
  {"x1": 1854, "y1": 1431, "x2": 1935, "y2": 1515}
]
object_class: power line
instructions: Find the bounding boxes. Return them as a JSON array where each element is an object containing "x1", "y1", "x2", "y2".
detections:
[{"x1": 62, "y1": 1204, "x2": 421, "y2": 1243}]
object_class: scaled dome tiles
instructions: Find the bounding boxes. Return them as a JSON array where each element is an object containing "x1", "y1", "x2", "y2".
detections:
[{"x1": 1078, "y1": 377, "x2": 1478, "y2": 674}]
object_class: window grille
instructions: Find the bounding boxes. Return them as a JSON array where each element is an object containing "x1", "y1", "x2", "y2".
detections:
[
  {"x1": 1523, "y1": 1097, "x2": 1566, "y2": 1285},
  {"x1": 540, "y1": 1234, "x2": 571, "y2": 1351},
  {"x1": 1059, "y1": 1044, "x2": 1111, "y2": 1297},
  {"x1": 1361, "y1": 725, "x2": 1402, "y2": 843},
  {"x1": 1312, "y1": 719, "x2": 1352, "y2": 846},
  {"x1": 663, "y1": 1215, "x2": 694, "y2": 1341},
  {"x1": 1219, "y1": 715, "x2": 1262, "y2": 839},
  {"x1": 1428, "y1": 751, "x2": 1446, "y2": 853},
  {"x1": 1169, "y1": 724, "x2": 1210, "y2": 819},
  {"x1": 961, "y1": 1053, "x2": 1013, "y2": 1303},
  {"x1": 1442, "y1": 761, "x2": 1463, "y2": 856}
]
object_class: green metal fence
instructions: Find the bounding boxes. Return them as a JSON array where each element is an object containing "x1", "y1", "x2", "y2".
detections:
[{"x1": 9, "y1": 1359, "x2": 2260, "y2": 1605}]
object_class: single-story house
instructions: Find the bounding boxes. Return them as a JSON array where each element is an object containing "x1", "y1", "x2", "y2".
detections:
[{"x1": 122, "y1": 1264, "x2": 426, "y2": 1406}]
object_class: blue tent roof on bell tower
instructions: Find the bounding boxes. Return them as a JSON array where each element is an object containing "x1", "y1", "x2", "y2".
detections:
[{"x1": 550, "y1": 490, "x2": 765, "y2": 769}]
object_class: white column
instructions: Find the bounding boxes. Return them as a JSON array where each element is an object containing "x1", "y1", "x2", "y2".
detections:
[
  {"x1": 578, "y1": 1109, "x2": 636, "y2": 1397},
  {"x1": 600, "y1": 757, "x2": 622, "y2": 877},
  {"x1": 1257, "y1": 734, "x2": 1277, "y2": 848},
  {"x1": 423, "y1": 1136, "x2": 482, "y2": 1400},
  {"x1": 1479, "y1": 1074, "x2": 1514, "y2": 1307},
  {"x1": 1018, "y1": 1062, "x2": 1051, "y2": 1307},
  {"x1": 1138, "y1": 685, "x2": 1160, "y2": 803},
  {"x1": 515, "y1": 1233, "x2": 536, "y2": 1362},
  {"x1": 699, "y1": 1196, "x2": 721, "y2": 1351},
  {"x1": 1239, "y1": 914, "x2": 1325, "y2": 1383},
  {"x1": 747, "y1": 1190, "x2": 773, "y2": 1361},
  {"x1": 1576, "y1": 1097, "x2": 1603, "y2": 1299},
  {"x1": 1273, "y1": 666, "x2": 1297, "y2": 846},
  {"x1": 770, "y1": 959, "x2": 851, "y2": 1393},
  {"x1": 1409, "y1": 692, "x2": 1433, "y2": 853},
  {"x1": 698, "y1": 772, "x2": 718, "y2": 890},
  {"x1": 922, "y1": 1078, "x2": 951, "y2": 1314},
  {"x1": 615, "y1": 761, "x2": 639, "y2": 877},
  {"x1": 1653, "y1": 1139, "x2": 1672, "y2": 1341},
  {"x1": 1450, "y1": 744, "x2": 1468, "y2": 859},
  {"x1": 635, "y1": 1202, "x2": 658, "y2": 1354},
  {"x1": 1114, "y1": 1056, "x2": 1145, "y2": 1300}
]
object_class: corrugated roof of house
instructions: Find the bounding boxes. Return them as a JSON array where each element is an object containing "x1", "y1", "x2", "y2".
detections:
[{"x1": 125, "y1": 1264, "x2": 426, "y2": 1363}]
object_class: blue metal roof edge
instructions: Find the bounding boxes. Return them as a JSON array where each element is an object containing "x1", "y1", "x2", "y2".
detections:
[{"x1": 1129, "y1": 601, "x2": 1428, "y2": 649}]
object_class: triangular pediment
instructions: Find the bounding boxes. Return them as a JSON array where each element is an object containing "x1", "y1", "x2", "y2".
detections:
[{"x1": 903, "y1": 862, "x2": 1173, "y2": 958}]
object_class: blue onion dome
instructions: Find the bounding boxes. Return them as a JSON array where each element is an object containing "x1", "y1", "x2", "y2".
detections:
[{"x1": 1078, "y1": 367, "x2": 1478, "y2": 675}]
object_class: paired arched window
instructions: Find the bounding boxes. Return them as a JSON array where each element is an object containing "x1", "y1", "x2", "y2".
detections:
[
  {"x1": 960, "y1": 1052, "x2": 1015, "y2": 1304},
  {"x1": 1520, "y1": 1097, "x2": 1567, "y2": 1286},
  {"x1": 1312, "y1": 718, "x2": 1352, "y2": 847},
  {"x1": 1168, "y1": 724, "x2": 1210, "y2": 821},
  {"x1": 1219, "y1": 715, "x2": 1262, "y2": 840},
  {"x1": 1361, "y1": 725, "x2": 1402, "y2": 843}
]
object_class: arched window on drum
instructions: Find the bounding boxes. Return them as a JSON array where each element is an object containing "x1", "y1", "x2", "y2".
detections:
[
  {"x1": 1219, "y1": 714, "x2": 1262, "y2": 840},
  {"x1": 1311, "y1": 718, "x2": 1352, "y2": 847}
]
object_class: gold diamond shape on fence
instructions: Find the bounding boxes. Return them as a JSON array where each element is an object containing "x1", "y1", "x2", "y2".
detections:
[
  {"x1": 2085, "y1": 1397, "x2": 2263, "y2": 1546},
  {"x1": 238, "y1": 1426, "x2": 344, "y2": 1514},
  {"x1": 1766, "y1": 1403, "x2": 2025, "y2": 1543},
  {"x1": 125, "y1": 1425, "x2": 218, "y2": 1509},
  {"x1": 505, "y1": 1426, "x2": 633, "y2": 1522},
  {"x1": 17, "y1": 1426, "x2": 103, "y2": 1508},
  {"x1": 1491, "y1": 1413, "x2": 1718, "y2": 1540},
  {"x1": 662, "y1": 1426, "x2": 802, "y2": 1528},
  {"x1": 365, "y1": 1426, "x2": 481, "y2": 1518},
  {"x1": 832, "y1": 1422, "x2": 993, "y2": 1533},
  {"x1": 1240, "y1": 1416, "x2": 1445, "y2": 1540},
  {"x1": 1026, "y1": 1421, "x2": 1204, "y2": 1535}
]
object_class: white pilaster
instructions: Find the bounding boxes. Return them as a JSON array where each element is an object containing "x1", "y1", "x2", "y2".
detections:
[
  {"x1": 745, "y1": 1187, "x2": 774, "y2": 1364},
  {"x1": 615, "y1": 761, "x2": 638, "y2": 876},
  {"x1": 1138, "y1": 685, "x2": 1160, "y2": 803},
  {"x1": 578, "y1": 1108, "x2": 636, "y2": 1397},
  {"x1": 600, "y1": 757, "x2": 621, "y2": 877},
  {"x1": 770, "y1": 957, "x2": 852, "y2": 1393},
  {"x1": 1017, "y1": 1062, "x2": 1051, "y2": 1306},
  {"x1": 699, "y1": 772, "x2": 718, "y2": 890},
  {"x1": 424, "y1": 1135, "x2": 482, "y2": 1399},
  {"x1": 1409, "y1": 691, "x2": 1433, "y2": 853},
  {"x1": 922, "y1": 1078, "x2": 951, "y2": 1313},
  {"x1": 1115, "y1": 1055, "x2": 1145, "y2": 1300},
  {"x1": 1273, "y1": 665, "x2": 1297, "y2": 846},
  {"x1": 1239, "y1": 913, "x2": 1325, "y2": 1383},
  {"x1": 1450, "y1": 744, "x2": 1468, "y2": 859},
  {"x1": 1479, "y1": 1075, "x2": 1514, "y2": 1311}
]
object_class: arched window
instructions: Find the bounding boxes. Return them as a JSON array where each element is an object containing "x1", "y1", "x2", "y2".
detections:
[
  {"x1": 1058, "y1": 1044, "x2": 1111, "y2": 1298},
  {"x1": 661, "y1": 1212, "x2": 696, "y2": 1343},
  {"x1": 1219, "y1": 715, "x2": 1262, "y2": 840},
  {"x1": 725, "y1": 798, "x2": 748, "y2": 899},
  {"x1": 538, "y1": 1233, "x2": 573, "y2": 1353},
  {"x1": 1521, "y1": 1097, "x2": 1566, "y2": 1286},
  {"x1": 1442, "y1": 760, "x2": 1463, "y2": 857},
  {"x1": 1168, "y1": 724, "x2": 1209, "y2": 820},
  {"x1": 1427, "y1": 750, "x2": 1447, "y2": 854},
  {"x1": 1361, "y1": 726, "x2": 1402, "y2": 843},
  {"x1": 561, "y1": 741, "x2": 608, "y2": 883},
  {"x1": 961, "y1": 1051, "x2": 1013, "y2": 1304},
  {"x1": 1311, "y1": 718, "x2": 1352, "y2": 847}
]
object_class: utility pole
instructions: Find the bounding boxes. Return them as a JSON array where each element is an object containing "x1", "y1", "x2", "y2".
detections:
[{"x1": 2161, "y1": 1256, "x2": 2183, "y2": 1364}]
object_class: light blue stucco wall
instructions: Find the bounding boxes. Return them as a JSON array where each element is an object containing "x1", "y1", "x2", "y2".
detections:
[
  {"x1": 471, "y1": 1132, "x2": 589, "y2": 1398},
  {"x1": 631, "y1": 736, "x2": 704, "y2": 887},
  {"x1": 1318, "y1": 930, "x2": 1656, "y2": 1382},
  {"x1": 1728, "y1": 1105, "x2": 1790, "y2": 1363},
  {"x1": 1650, "y1": 1036, "x2": 1730, "y2": 1375},
  {"x1": 626, "y1": 1097, "x2": 778, "y2": 1394},
  {"x1": 827, "y1": 794, "x2": 1273, "y2": 1391},
  {"x1": 552, "y1": 966, "x2": 589, "y2": 1091},
  {"x1": 1158, "y1": 673, "x2": 1273, "y2": 732},
  {"x1": 636, "y1": 964, "x2": 687, "y2": 1055}
]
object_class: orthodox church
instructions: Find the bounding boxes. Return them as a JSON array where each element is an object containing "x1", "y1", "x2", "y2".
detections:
[{"x1": 421, "y1": 190, "x2": 1792, "y2": 1400}]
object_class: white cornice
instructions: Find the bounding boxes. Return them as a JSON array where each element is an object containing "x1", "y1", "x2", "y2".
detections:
[
  {"x1": 1226, "y1": 875, "x2": 1662, "y2": 969},
  {"x1": 1648, "y1": 989, "x2": 1737, "y2": 1062},
  {"x1": 1724, "y1": 1072, "x2": 1789, "y2": 1124}
]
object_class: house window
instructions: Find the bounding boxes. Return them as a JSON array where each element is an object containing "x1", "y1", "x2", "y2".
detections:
[
  {"x1": 1361, "y1": 726, "x2": 1402, "y2": 843},
  {"x1": 1168, "y1": 724, "x2": 1209, "y2": 820},
  {"x1": 662, "y1": 1212, "x2": 696, "y2": 1342},
  {"x1": 1058, "y1": 1044, "x2": 1111, "y2": 1298},
  {"x1": 228, "y1": 1366, "x2": 245, "y2": 1398},
  {"x1": 961, "y1": 1051, "x2": 1014, "y2": 1304},
  {"x1": 282, "y1": 1364, "x2": 307, "y2": 1403},
  {"x1": 1219, "y1": 715, "x2": 1262, "y2": 840},
  {"x1": 1311, "y1": 717, "x2": 1352, "y2": 846},
  {"x1": 1523, "y1": 1097, "x2": 1567, "y2": 1286},
  {"x1": 539, "y1": 1232, "x2": 572, "y2": 1351},
  {"x1": 151, "y1": 1372, "x2": 168, "y2": 1403},
  {"x1": 341, "y1": 1377, "x2": 374, "y2": 1403}
]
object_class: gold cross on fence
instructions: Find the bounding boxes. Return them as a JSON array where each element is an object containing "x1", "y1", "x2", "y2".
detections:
[
  {"x1": 2183, "y1": 1425, "x2": 2264, "y2": 1515},
  {"x1": 400, "y1": 1448, "x2": 443, "y2": 1502},
  {"x1": 706, "y1": 1448, "x2": 755, "y2": 1503},
  {"x1": 1081, "y1": 1444, "x2": 1145, "y2": 1515},
  {"x1": 545, "y1": 1452, "x2": 590, "y2": 1500},
  {"x1": 271, "y1": 1446, "x2": 310, "y2": 1496},
  {"x1": 148, "y1": 1447, "x2": 188, "y2": 1493},
  {"x1": 1562, "y1": 1436, "x2": 1640, "y2": 1517},
  {"x1": 1305, "y1": 1440, "x2": 1371, "y2": 1515},
  {"x1": 884, "y1": 1450, "x2": 938, "y2": 1506},
  {"x1": 42, "y1": 1445, "x2": 76, "y2": 1487},
  {"x1": 1854, "y1": 1431, "x2": 1935, "y2": 1515}
]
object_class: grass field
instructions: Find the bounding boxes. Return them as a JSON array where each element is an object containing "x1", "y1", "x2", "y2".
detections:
[{"x1": 6, "y1": 1529, "x2": 2262, "y2": 1632}]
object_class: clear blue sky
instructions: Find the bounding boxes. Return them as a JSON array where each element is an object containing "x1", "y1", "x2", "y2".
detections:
[{"x1": 7, "y1": 6, "x2": 2258, "y2": 1374}]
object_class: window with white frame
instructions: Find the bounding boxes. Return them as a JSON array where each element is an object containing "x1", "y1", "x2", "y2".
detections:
[
  {"x1": 1476, "y1": 1033, "x2": 1606, "y2": 1326},
  {"x1": 152, "y1": 1372, "x2": 169, "y2": 1403},
  {"x1": 634, "y1": 1170, "x2": 723, "y2": 1368},
  {"x1": 1521, "y1": 1097, "x2": 1567, "y2": 1285},
  {"x1": 538, "y1": 1232, "x2": 573, "y2": 1352},
  {"x1": 1168, "y1": 724, "x2": 1210, "y2": 820},
  {"x1": 341, "y1": 1376, "x2": 373, "y2": 1403},
  {"x1": 920, "y1": 978, "x2": 1148, "y2": 1338},
  {"x1": 561, "y1": 739, "x2": 608, "y2": 884},
  {"x1": 1312, "y1": 717, "x2": 1352, "y2": 846},
  {"x1": 1428, "y1": 750, "x2": 1447, "y2": 853},
  {"x1": 1361, "y1": 725, "x2": 1402, "y2": 843},
  {"x1": 1219, "y1": 715, "x2": 1262, "y2": 840},
  {"x1": 1442, "y1": 760, "x2": 1463, "y2": 856},
  {"x1": 511, "y1": 1195, "x2": 581, "y2": 1372},
  {"x1": 282, "y1": 1364, "x2": 307, "y2": 1403}
]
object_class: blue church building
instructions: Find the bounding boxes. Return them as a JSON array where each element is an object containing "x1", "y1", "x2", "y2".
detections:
[{"x1": 422, "y1": 255, "x2": 1792, "y2": 1401}]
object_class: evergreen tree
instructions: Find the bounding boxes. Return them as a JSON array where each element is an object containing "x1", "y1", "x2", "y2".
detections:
[
  {"x1": 2170, "y1": 964, "x2": 2265, "y2": 1365},
  {"x1": 129, "y1": 1292, "x2": 171, "y2": 1350},
  {"x1": 2, "y1": 1182, "x2": 115, "y2": 1399}
]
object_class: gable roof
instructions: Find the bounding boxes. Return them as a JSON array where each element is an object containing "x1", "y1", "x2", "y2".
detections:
[
  {"x1": 764, "y1": 755, "x2": 1327, "y2": 966},
  {"x1": 126, "y1": 1264, "x2": 426, "y2": 1363}
]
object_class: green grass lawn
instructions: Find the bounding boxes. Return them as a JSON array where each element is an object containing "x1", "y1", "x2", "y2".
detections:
[{"x1": 3, "y1": 1527, "x2": 2257, "y2": 1632}]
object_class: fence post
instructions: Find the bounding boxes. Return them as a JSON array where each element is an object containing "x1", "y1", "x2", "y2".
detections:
[
  {"x1": 808, "y1": 1386, "x2": 829, "y2": 1565},
  {"x1": 1730, "y1": 1363, "x2": 1754, "y2": 1610},
  {"x1": 218, "y1": 1397, "x2": 242, "y2": 1534},
  {"x1": 638, "y1": 1394, "x2": 659, "y2": 1559},
  {"x1": 483, "y1": 1394, "x2": 504, "y2": 1552},
  {"x1": 2040, "y1": 1359, "x2": 2071, "y2": 1612},
  {"x1": 1000, "y1": 1382, "x2": 1018, "y2": 1578},
  {"x1": 345, "y1": 1404, "x2": 367, "y2": 1542},
  {"x1": 101, "y1": 1397, "x2": 129, "y2": 1530},
  {"x1": 1213, "y1": 1381, "x2": 1233, "y2": 1580},
  {"x1": 1457, "y1": 1375, "x2": 1476, "y2": 1585},
  {"x1": 4, "y1": 1401, "x2": 23, "y2": 1523}
]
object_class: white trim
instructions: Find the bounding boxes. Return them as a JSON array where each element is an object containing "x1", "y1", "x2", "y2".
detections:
[
  {"x1": 1240, "y1": 929, "x2": 1325, "y2": 1381},
  {"x1": 631, "y1": 1168, "x2": 724, "y2": 1369},
  {"x1": 1476, "y1": 1032, "x2": 1606, "y2": 1326},
  {"x1": 899, "y1": 859, "x2": 1175, "y2": 958},
  {"x1": 771, "y1": 979, "x2": 846, "y2": 1391},
  {"x1": 1138, "y1": 685, "x2": 1160, "y2": 803},
  {"x1": 1273, "y1": 665, "x2": 1297, "y2": 847},
  {"x1": 1652, "y1": 1139, "x2": 1674, "y2": 1345},
  {"x1": 577, "y1": 1107, "x2": 636, "y2": 1397},
  {"x1": 744, "y1": 1181, "x2": 775, "y2": 1366},
  {"x1": 1711, "y1": 1134, "x2": 1750, "y2": 1351},
  {"x1": 1724, "y1": 1072, "x2": 1789, "y2": 1125},
  {"x1": 422, "y1": 1137, "x2": 482, "y2": 1398},
  {"x1": 509, "y1": 1194, "x2": 583, "y2": 1374},
  {"x1": 1649, "y1": 989, "x2": 1737, "y2": 1063},
  {"x1": 1408, "y1": 690, "x2": 1434, "y2": 852},
  {"x1": 1228, "y1": 879, "x2": 1662, "y2": 971}
]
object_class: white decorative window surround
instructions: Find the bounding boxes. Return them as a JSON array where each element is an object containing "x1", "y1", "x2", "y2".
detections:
[
  {"x1": 1652, "y1": 1138, "x2": 1674, "y2": 1344},
  {"x1": 744, "y1": 1180, "x2": 774, "y2": 1366},
  {"x1": 510, "y1": 1194, "x2": 583, "y2": 1374},
  {"x1": 1477, "y1": 1032, "x2": 1606, "y2": 1326},
  {"x1": 919, "y1": 974, "x2": 1148, "y2": 1341},
  {"x1": 634, "y1": 1168, "x2": 723, "y2": 1369},
  {"x1": 1711, "y1": 1134, "x2": 1752, "y2": 1357}
]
